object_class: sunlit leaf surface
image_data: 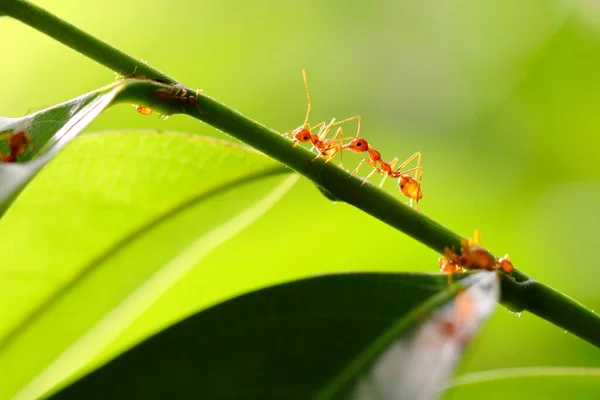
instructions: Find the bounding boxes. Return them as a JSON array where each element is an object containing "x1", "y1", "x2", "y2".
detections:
[
  {"x1": 0, "y1": 87, "x2": 118, "y2": 214},
  {"x1": 0, "y1": 131, "x2": 295, "y2": 399}
]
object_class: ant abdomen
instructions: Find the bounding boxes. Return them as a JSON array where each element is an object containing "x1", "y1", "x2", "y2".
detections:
[
  {"x1": 398, "y1": 175, "x2": 422, "y2": 201},
  {"x1": 467, "y1": 246, "x2": 495, "y2": 270},
  {"x1": 497, "y1": 254, "x2": 514, "y2": 273}
]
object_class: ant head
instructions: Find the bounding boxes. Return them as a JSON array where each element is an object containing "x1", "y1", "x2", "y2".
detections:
[
  {"x1": 294, "y1": 128, "x2": 312, "y2": 143},
  {"x1": 344, "y1": 137, "x2": 369, "y2": 153},
  {"x1": 398, "y1": 175, "x2": 422, "y2": 200}
]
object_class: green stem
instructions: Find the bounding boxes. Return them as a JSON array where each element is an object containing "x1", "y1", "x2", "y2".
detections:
[
  {"x1": 506, "y1": 279, "x2": 600, "y2": 346},
  {"x1": 5, "y1": 0, "x2": 600, "y2": 349}
]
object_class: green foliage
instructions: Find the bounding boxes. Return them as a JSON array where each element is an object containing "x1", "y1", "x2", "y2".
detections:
[
  {"x1": 0, "y1": 130, "x2": 296, "y2": 399},
  {"x1": 1, "y1": 0, "x2": 600, "y2": 399},
  {"x1": 0, "y1": 79, "x2": 194, "y2": 215},
  {"x1": 0, "y1": 87, "x2": 116, "y2": 214},
  {"x1": 49, "y1": 272, "x2": 495, "y2": 399},
  {"x1": 445, "y1": 369, "x2": 600, "y2": 399}
]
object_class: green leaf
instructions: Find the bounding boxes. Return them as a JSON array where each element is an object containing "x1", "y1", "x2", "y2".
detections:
[
  {"x1": 48, "y1": 272, "x2": 498, "y2": 399},
  {"x1": 445, "y1": 367, "x2": 600, "y2": 399},
  {"x1": 0, "y1": 79, "x2": 200, "y2": 217},
  {"x1": 0, "y1": 86, "x2": 119, "y2": 215},
  {"x1": 339, "y1": 271, "x2": 499, "y2": 400},
  {"x1": 0, "y1": 130, "x2": 296, "y2": 400}
]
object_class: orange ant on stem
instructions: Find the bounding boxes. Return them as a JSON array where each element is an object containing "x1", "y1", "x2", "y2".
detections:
[
  {"x1": 283, "y1": 70, "x2": 361, "y2": 168},
  {"x1": 0, "y1": 131, "x2": 35, "y2": 163},
  {"x1": 342, "y1": 136, "x2": 423, "y2": 210},
  {"x1": 439, "y1": 229, "x2": 514, "y2": 275}
]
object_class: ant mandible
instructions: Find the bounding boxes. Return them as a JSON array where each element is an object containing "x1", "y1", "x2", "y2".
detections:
[{"x1": 0, "y1": 131, "x2": 34, "y2": 163}]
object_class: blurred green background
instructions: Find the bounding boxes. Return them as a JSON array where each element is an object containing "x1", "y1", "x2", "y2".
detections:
[{"x1": 1, "y1": 0, "x2": 600, "y2": 396}]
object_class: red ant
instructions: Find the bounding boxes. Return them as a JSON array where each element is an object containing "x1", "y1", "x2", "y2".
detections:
[
  {"x1": 284, "y1": 70, "x2": 361, "y2": 167},
  {"x1": 0, "y1": 131, "x2": 34, "y2": 163},
  {"x1": 342, "y1": 136, "x2": 423, "y2": 209},
  {"x1": 440, "y1": 229, "x2": 514, "y2": 274},
  {"x1": 154, "y1": 85, "x2": 199, "y2": 108}
]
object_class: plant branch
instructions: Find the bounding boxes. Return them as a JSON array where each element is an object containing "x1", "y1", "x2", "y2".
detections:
[{"x1": 5, "y1": 0, "x2": 600, "y2": 349}]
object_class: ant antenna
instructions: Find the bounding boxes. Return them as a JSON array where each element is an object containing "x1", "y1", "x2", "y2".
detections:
[{"x1": 301, "y1": 69, "x2": 311, "y2": 128}]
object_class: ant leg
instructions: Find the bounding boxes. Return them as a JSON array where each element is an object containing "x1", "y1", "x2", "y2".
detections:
[
  {"x1": 393, "y1": 151, "x2": 422, "y2": 175},
  {"x1": 309, "y1": 153, "x2": 321, "y2": 166},
  {"x1": 400, "y1": 151, "x2": 423, "y2": 189},
  {"x1": 171, "y1": 84, "x2": 186, "y2": 98},
  {"x1": 360, "y1": 166, "x2": 381, "y2": 187},
  {"x1": 345, "y1": 157, "x2": 369, "y2": 179},
  {"x1": 329, "y1": 126, "x2": 343, "y2": 142},
  {"x1": 312, "y1": 121, "x2": 327, "y2": 134},
  {"x1": 471, "y1": 229, "x2": 483, "y2": 247},
  {"x1": 397, "y1": 166, "x2": 422, "y2": 176},
  {"x1": 326, "y1": 115, "x2": 361, "y2": 138},
  {"x1": 318, "y1": 117, "x2": 337, "y2": 141},
  {"x1": 328, "y1": 127, "x2": 345, "y2": 168}
]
